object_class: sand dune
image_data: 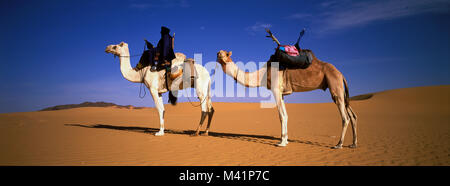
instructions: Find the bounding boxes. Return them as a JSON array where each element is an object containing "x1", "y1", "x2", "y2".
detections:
[
  {"x1": 39, "y1": 101, "x2": 148, "y2": 111},
  {"x1": 0, "y1": 85, "x2": 449, "y2": 165}
]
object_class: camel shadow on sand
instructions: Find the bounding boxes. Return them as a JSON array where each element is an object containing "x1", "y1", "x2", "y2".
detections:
[{"x1": 64, "y1": 123, "x2": 333, "y2": 148}]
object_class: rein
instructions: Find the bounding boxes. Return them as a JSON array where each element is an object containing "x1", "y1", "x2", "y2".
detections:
[
  {"x1": 138, "y1": 67, "x2": 148, "y2": 98},
  {"x1": 128, "y1": 42, "x2": 148, "y2": 98},
  {"x1": 114, "y1": 49, "x2": 147, "y2": 99},
  {"x1": 184, "y1": 62, "x2": 219, "y2": 107},
  {"x1": 115, "y1": 53, "x2": 142, "y2": 58},
  {"x1": 116, "y1": 55, "x2": 148, "y2": 98}
]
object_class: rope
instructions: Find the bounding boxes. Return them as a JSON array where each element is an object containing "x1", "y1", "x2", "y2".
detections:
[
  {"x1": 184, "y1": 62, "x2": 218, "y2": 107},
  {"x1": 138, "y1": 41, "x2": 147, "y2": 98},
  {"x1": 116, "y1": 54, "x2": 148, "y2": 98},
  {"x1": 138, "y1": 68, "x2": 148, "y2": 98},
  {"x1": 116, "y1": 53, "x2": 142, "y2": 58}
]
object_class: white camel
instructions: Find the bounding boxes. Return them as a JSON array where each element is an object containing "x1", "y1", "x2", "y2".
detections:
[{"x1": 105, "y1": 42, "x2": 214, "y2": 136}]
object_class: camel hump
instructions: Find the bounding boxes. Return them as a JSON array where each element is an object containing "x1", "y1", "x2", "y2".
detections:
[
  {"x1": 171, "y1": 52, "x2": 186, "y2": 67},
  {"x1": 175, "y1": 52, "x2": 186, "y2": 61},
  {"x1": 323, "y1": 62, "x2": 340, "y2": 74},
  {"x1": 300, "y1": 49, "x2": 315, "y2": 57}
]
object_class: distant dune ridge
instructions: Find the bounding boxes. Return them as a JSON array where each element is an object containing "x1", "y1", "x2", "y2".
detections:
[
  {"x1": 39, "y1": 101, "x2": 147, "y2": 111},
  {"x1": 1, "y1": 85, "x2": 449, "y2": 165},
  {"x1": 41, "y1": 92, "x2": 376, "y2": 111},
  {"x1": 349, "y1": 93, "x2": 373, "y2": 101}
]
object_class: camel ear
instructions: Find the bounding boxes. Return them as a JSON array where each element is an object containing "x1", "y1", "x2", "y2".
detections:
[
  {"x1": 227, "y1": 51, "x2": 232, "y2": 57},
  {"x1": 119, "y1": 42, "x2": 125, "y2": 46}
]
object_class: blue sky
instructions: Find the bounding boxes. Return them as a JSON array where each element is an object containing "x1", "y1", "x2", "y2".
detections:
[{"x1": 0, "y1": 0, "x2": 449, "y2": 113}]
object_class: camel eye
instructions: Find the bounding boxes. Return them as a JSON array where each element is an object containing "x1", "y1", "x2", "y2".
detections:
[{"x1": 112, "y1": 46, "x2": 117, "y2": 49}]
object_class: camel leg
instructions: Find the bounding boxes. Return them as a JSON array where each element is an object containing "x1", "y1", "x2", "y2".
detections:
[
  {"x1": 203, "y1": 82, "x2": 214, "y2": 136},
  {"x1": 332, "y1": 96, "x2": 350, "y2": 149},
  {"x1": 204, "y1": 106, "x2": 215, "y2": 136},
  {"x1": 273, "y1": 89, "x2": 289, "y2": 147},
  {"x1": 347, "y1": 106, "x2": 358, "y2": 148},
  {"x1": 193, "y1": 90, "x2": 209, "y2": 136},
  {"x1": 193, "y1": 111, "x2": 207, "y2": 136},
  {"x1": 150, "y1": 89, "x2": 165, "y2": 136}
]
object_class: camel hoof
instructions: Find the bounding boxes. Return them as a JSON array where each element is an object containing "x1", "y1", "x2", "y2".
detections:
[
  {"x1": 154, "y1": 131, "x2": 164, "y2": 136},
  {"x1": 276, "y1": 142, "x2": 288, "y2": 147},
  {"x1": 349, "y1": 144, "x2": 357, "y2": 148},
  {"x1": 331, "y1": 145, "x2": 342, "y2": 149}
]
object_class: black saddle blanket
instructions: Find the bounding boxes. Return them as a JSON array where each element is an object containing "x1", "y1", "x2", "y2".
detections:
[
  {"x1": 134, "y1": 49, "x2": 167, "y2": 71},
  {"x1": 273, "y1": 49, "x2": 312, "y2": 69}
]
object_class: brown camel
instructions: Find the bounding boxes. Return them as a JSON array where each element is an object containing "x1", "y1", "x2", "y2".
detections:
[{"x1": 216, "y1": 50, "x2": 357, "y2": 149}]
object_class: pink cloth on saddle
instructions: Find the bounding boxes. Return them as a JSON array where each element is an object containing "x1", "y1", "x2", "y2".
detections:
[{"x1": 281, "y1": 45, "x2": 299, "y2": 56}]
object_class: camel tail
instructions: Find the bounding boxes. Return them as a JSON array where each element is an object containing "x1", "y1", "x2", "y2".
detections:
[
  {"x1": 343, "y1": 77, "x2": 350, "y2": 107},
  {"x1": 168, "y1": 91, "x2": 177, "y2": 105}
]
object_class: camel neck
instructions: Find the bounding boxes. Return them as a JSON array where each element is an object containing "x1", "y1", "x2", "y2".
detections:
[
  {"x1": 221, "y1": 62, "x2": 266, "y2": 88},
  {"x1": 119, "y1": 47, "x2": 143, "y2": 83}
]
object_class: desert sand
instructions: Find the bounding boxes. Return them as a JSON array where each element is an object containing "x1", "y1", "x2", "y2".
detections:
[{"x1": 0, "y1": 85, "x2": 449, "y2": 165}]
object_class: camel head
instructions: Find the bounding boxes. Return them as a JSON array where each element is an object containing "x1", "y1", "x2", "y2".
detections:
[
  {"x1": 105, "y1": 42, "x2": 128, "y2": 57},
  {"x1": 217, "y1": 50, "x2": 233, "y2": 66}
]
